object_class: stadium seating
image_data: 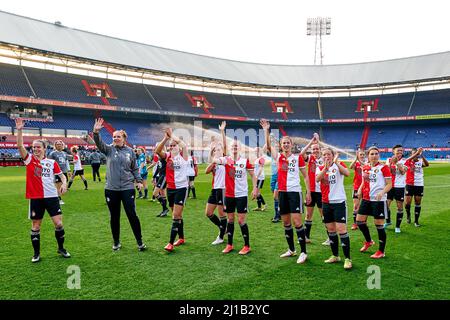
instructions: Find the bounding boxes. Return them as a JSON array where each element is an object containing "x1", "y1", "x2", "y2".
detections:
[
  {"x1": 0, "y1": 63, "x2": 34, "y2": 97},
  {"x1": 1, "y1": 62, "x2": 449, "y2": 122},
  {"x1": 24, "y1": 67, "x2": 104, "y2": 104}
]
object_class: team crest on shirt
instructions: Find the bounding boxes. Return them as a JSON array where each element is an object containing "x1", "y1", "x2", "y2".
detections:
[
  {"x1": 239, "y1": 164, "x2": 244, "y2": 168},
  {"x1": 374, "y1": 169, "x2": 379, "y2": 173},
  {"x1": 332, "y1": 169, "x2": 337, "y2": 173},
  {"x1": 45, "y1": 163, "x2": 51, "y2": 167}
]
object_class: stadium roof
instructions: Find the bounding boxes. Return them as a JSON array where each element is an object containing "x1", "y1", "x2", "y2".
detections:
[{"x1": 1, "y1": 10, "x2": 450, "y2": 88}]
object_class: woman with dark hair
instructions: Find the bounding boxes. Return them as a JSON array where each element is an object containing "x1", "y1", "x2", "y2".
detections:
[
  {"x1": 316, "y1": 148, "x2": 352, "y2": 270},
  {"x1": 93, "y1": 118, "x2": 146, "y2": 252},
  {"x1": 261, "y1": 119, "x2": 311, "y2": 264},
  {"x1": 356, "y1": 146, "x2": 392, "y2": 259},
  {"x1": 15, "y1": 118, "x2": 71, "y2": 263}
]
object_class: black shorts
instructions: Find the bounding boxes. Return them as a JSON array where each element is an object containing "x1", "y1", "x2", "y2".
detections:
[
  {"x1": 405, "y1": 185, "x2": 424, "y2": 197},
  {"x1": 55, "y1": 172, "x2": 68, "y2": 183},
  {"x1": 305, "y1": 191, "x2": 322, "y2": 208},
  {"x1": 387, "y1": 187, "x2": 405, "y2": 201},
  {"x1": 256, "y1": 179, "x2": 265, "y2": 189},
  {"x1": 188, "y1": 176, "x2": 195, "y2": 182},
  {"x1": 168, "y1": 188, "x2": 188, "y2": 207},
  {"x1": 352, "y1": 190, "x2": 359, "y2": 200},
  {"x1": 29, "y1": 197, "x2": 62, "y2": 220},
  {"x1": 156, "y1": 175, "x2": 167, "y2": 189},
  {"x1": 358, "y1": 199, "x2": 388, "y2": 220},
  {"x1": 208, "y1": 188, "x2": 225, "y2": 206},
  {"x1": 225, "y1": 196, "x2": 248, "y2": 214},
  {"x1": 323, "y1": 201, "x2": 347, "y2": 224},
  {"x1": 73, "y1": 169, "x2": 84, "y2": 176},
  {"x1": 279, "y1": 191, "x2": 304, "y2": 215}
]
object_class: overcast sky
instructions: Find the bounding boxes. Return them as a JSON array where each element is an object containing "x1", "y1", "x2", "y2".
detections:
[{"x1": 2, "y1": 0, "x2": 450, "y2": 65}]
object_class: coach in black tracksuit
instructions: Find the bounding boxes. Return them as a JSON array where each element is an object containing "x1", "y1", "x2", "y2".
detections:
[{"x1": 93, "y1": 118, "x2": 146, "y2": 252}]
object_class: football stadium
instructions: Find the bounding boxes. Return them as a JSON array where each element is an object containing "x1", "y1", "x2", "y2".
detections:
[{"x1": 0, "y1": 8, "x2": 449, "y2": 304}]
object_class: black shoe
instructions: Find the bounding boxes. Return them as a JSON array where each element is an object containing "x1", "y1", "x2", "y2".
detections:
[
  {"x1": 84, "y1": 188, "x2": 88, "y2": 190},
  {"x1": 112, "y1": 243, "x2": 122, "y2": 251},
  {"x1": 138, "y1": 243, "x2": 147, "y2": 251},
  {"x1": 272, "y1": 218, "x2": 281, "y2": 223},
  {"x1": 142, "y1": 196, "x2": 148, "y2": 199},
  {"x1": 31, "y1": 254, "x2": 40, "y2": 263},
  {"x1": 57, "y1": 248, "x2": 71, "y2": 258},
  {"x1": 160, "y1": 209, "x2": 169, "y2": 217}
]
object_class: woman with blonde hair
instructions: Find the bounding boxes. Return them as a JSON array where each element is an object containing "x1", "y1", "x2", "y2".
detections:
[{"x1": 93, "y1": 118, "x2": 146, "y2": 252}]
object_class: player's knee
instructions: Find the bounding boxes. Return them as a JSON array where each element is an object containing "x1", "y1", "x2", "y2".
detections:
[
  {"x1": 32, "y1": 220, "x2": 42, "y2": 229},
  {"x1": 335, "y1": 224, "x2": 347, "y2": 234}
]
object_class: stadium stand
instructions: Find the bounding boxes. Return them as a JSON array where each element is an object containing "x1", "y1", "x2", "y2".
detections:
[{"x1": 0, "y1": 63, "x2": 34, "y2": 97}]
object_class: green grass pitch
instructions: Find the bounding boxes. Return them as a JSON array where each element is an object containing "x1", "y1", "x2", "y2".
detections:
[{"x1": 0, "y1": 162, "x2": 449, "y2": 300}]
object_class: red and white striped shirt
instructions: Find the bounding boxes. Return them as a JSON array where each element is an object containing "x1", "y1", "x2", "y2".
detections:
[
  {"x1": 166, "y1": 153, "x2": 189, "y2": 189},
  {"x1": 187, "y1": 156, "x2": 198, "y2": 177},
  {"x1": 24, "y1": 153, "x2": 62, "y2": 199},
  {"x1": 254, "y1": 157, "x2": 266, "y2": 180},
  {"x1": 387, "y1": 157, "x2": 407, "y2": 188},
  {"x1": 318, "y1": 162, "x2": 347, "y2": 203},
  {"x1": 361, "y1": 162, "x2": 391, "y2": 201},
  {"x1": 211, "y1": 163, "x2": 225, "y2": 189},
  {"x1": 73, "y1": 154, "x2": 82, "y2": 171},
  {"x1": 152, "y1": 154, "x2": 159, "y2": 175},
  {"x1": 219, "y1": 156, "x2": 253, "y2": 198},
  {"x1": 353, "y1": 161, "x2": 363, "y2": 191},
  {"x1": 277, "y1": 153, "x2": 306, "y2": 192},
  {"x1": 405, "y1": 158, "x2": 424, "y2": 187},
  {"x1": 307, "y1": 154, "x2": 323, "y2": 193}
]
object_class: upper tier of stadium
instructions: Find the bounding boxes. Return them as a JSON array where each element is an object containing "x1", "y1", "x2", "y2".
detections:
[{"x1": 1, "y1": 10, "x2": 450, "y2": 89}]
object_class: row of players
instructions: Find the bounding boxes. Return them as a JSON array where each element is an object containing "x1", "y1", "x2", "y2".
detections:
[{"x1": 15, "y1": 118, "x2": 429, "y2": 268}]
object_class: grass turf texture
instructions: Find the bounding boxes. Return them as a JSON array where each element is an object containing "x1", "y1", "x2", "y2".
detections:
[{"x1": 0, "y1": 162, "x2": 449, "y2": 300}]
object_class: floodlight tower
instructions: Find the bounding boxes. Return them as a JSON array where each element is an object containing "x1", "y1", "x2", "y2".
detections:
[{"x1": 306, "y1": 17, "x2": 331, "y2": 65}]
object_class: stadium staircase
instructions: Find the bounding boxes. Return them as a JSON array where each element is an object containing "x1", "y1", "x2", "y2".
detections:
[{"x1": 359, "y1": 125, "x2": 370, "y2": 150}]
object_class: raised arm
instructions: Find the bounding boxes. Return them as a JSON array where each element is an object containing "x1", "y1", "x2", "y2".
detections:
[
  {"x1": 260, "y1": 119, "x2": 277, "y2": 160},
  {"x1": 405, "y1": 148, "x2": 422, "y2": 162},
  {"x1": 219, "y1": 121, "x2": 227, "y2": 156},
  {"x1": 92, "y1": 118, "x2": 110, "y2": 155},
  {"x1": 349, "y1": 157, "x2": 359, "y2": 169},
  {"x1": 205, "y1": 149, "x2": 216, "y2": 174},
  {"x1": 166, "y1": 128, "x2": 188, "y2": 161},
  {"x1": 420, "y1": 149, "x2": 429, "y2": 167},
  {"x1": 300, "y1": 134, "x2": 319, "y2": 160},
  {"x1": 155, "y1": 130, "x2": 170, "y2": 160},
  {"x1": 334, "y1": 153, "x2": 350, "y2": 177},
  {"x1": 15, "y1": 118, "x2": 28, "y2": 159}
]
